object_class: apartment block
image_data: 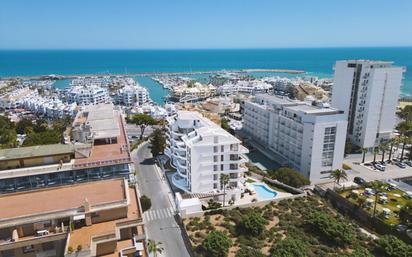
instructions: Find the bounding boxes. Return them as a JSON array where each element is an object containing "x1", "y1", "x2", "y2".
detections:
[
  {"x1": 332, "y1": 60, "x2": 405, "y2": 148},
  {"x1": 243, "y1": 94, "x2": 347, "y2": 183},
  {"x1": 0, "y1": 178, "x2": 146, "y2": 257},
  {"x1": 0, "y1": 104, "x2": 132, "y2": 193},
  {"x1": 165, "y1": 111, "x2": 248, "y2": 194}
]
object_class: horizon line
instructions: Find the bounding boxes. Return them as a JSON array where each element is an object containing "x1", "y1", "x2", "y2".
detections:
[{"x1": 1, "y1": 45, "x2": 412, "y2": 51}]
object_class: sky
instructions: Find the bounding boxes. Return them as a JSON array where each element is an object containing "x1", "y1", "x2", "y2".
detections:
[{"x1": 0, "y1": 0, "x2": 411, "y2": 49}]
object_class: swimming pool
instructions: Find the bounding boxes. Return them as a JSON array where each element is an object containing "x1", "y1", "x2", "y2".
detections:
[{"x1": 252, "y1": 183, "x2": 278, "y2": 200}]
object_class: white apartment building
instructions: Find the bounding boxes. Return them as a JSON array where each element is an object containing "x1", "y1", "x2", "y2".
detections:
[
  {"x1": 243, "y1": 94, "x2": 347, "y2": 184},
  {"x1": 332, "y1": 60, "x2": 405, "y2": 148},
  {"x1": 66, "y1": 85, "x2": 109, "y2": 105},
  {"x1": 114, "y1": 84, "x2": 150, "y2": 107},
  {"x1": 165, "y1": 111, "x2": 249, "y2": 194}
]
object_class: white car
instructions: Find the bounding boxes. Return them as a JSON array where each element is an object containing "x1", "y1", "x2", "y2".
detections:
[
  {"x1": 374, "y1": 163, "x2": 386, "y2": 171},
  {"x1": 405, "y1": 160, "x2": 412, "y2": 167}
]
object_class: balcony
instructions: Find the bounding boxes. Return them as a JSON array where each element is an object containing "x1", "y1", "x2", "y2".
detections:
[{"x1": 172, "y1": 173, "x2": 190, "y2": 192}]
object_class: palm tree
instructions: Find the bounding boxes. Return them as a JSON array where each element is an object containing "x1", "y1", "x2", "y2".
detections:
[
  {"x1": 329, "y1": 169, "x2": 348, "y2": 188},
  {"x1": 388, "y1": 138, "x2": 395, "y2": 162},
  {"x1": 220, "y1": 174, "x2": 230, "y2": 207},
  {"x1": 361, "y1": 148, "x2": 368, "y2": 163},
  {"x1": 396, "y1": 121, "x2": 412, "y2": 160},
  {"x1": 148, "y1": 239, "x2": 164, "y2": 257},
  {"x1": 370, "y1": 181, "x2": 384, "y2": 219},
  {"x1": 379, "y1": 142, "x2": 388, "y2": 163},
  {"x1": 372, "y1": 147, "x2": 379, "y2": 164}
]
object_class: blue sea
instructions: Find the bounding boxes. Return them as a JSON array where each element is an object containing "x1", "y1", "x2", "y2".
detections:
[{"x1": 1, "y1": 48, "x2": 411, "y2": 104}]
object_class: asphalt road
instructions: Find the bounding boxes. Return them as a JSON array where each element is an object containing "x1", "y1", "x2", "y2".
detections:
[{"x1": 133, "y1": 143, "x2": 190, "y2": 257}]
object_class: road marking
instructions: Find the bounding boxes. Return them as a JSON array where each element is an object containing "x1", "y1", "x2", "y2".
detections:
[{"x1": 145, "y1": 207, "x2": 174, "y2": 222}]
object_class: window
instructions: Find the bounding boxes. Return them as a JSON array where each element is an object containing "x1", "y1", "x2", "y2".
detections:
[
  {"x1": 213, "y1": 183, "x2": 218, "y2": 189},
  {"x1": 221, "y1": 145, "x2": 224, "y2": 152},
  {"x1": 221, "y1": 155, "x2": 224, "y2": 161},
  {"x1": 213, "y1": 146, "x2": 218, "y2": 153},
  {"x1": 321, "y1": 127, "x2": 337, "y2": 167},
  {"x1": 221, "y1": 164, "x2": 224, "y2": 171},
  {"x1": 213, "y1": 165, "x2": 218, "y2": 171},
  {"x1": 213, "y1": 174, "x2": 218, "y2": 181}
]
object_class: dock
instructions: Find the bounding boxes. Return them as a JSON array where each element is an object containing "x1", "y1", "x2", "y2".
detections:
[{"x1": 0, "y1": 69, "x2": 305, "y2": 81}]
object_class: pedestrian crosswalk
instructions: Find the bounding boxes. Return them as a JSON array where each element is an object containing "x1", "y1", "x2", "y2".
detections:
[{"x1": 144, "y1": 207, "x2": 175, "y2": 222}]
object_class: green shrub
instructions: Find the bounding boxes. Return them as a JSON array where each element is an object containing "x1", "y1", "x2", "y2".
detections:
[
  {"x1": 235, "y1": 246, "x2": 265, "y2": 257},
  {"x1": 270, "y1": 238, "x2": 307, "y2": 257},
  {"x1": 140, "y1": 195, "x2": 152, "y2": 212},
  {"x1": 268, "y1": 167, "x2": 310, "y2": 188},
  {"x1": 305, "y1": 211, "x2": 355, "y2": 247},
  {"x1": 240, "y1": 212, "x2": 268, "y2": 237},
  {"x1": 376, "y1": 235, "x2": 412, "y2": 257},
  {"x1": 202, "y1": 231, "x2": 231, "y2": 257}
]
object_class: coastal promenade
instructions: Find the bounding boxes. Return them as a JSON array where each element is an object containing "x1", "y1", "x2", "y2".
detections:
[{"x1": 0, "y1": 68, "x2": 305, "y2": 81}]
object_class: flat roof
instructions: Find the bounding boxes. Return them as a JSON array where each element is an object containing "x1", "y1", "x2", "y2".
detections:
[
  {"x1": 0, "y1": 144, "x2": 74, "y2": 162},
  {"x1": 0, "y1": 179, "x2": 126, "y2": 220}
]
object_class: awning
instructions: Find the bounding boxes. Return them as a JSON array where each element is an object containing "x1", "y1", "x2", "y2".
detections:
[{"x1": 73, "y1": 214, "x2": 85, "y2": 221}]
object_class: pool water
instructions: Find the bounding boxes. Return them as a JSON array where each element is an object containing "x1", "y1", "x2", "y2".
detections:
[{"x1": 252, "y1": 184, "x2": 278, "y2": 199}]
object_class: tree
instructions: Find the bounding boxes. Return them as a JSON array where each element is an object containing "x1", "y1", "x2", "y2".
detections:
[
  {"x1": 220, "y1": 174, "x2": 230, "y2": 207},
  {"x1": 271, "y1": 238, "x2": 307, "y2": 257},
  {"x1": 147, "y1": 239, "x2": 164, "y2": 257},
  {"x1": 344, "y1": 139, "x2": 353, "y2": 155},
  {"x1": 376, "y1": 235, "x2": 412, "y2": 257},
  {"x1": 361, "y1": 148, "x2": 368, "y2": 163},
  {"x1": 379, "y1": 141, "x2": 388, "y2": 163},
  {"x1": 372, "y1": 147, "x2": 379, "y2": 164},
  {"x1": 140, "y1": 195, "x2": 152, "y2": 212},
  {"x1": 397, "y1": 105, "x2": 412, "y2": 122},
  {"x1": 240, "y1": 212, "x2": 268, "y2": 237},
  {"x1": 23, "y1": 130, "x2": 62, "y2": 146},
  {"x1": 0, "y1": 116, "x2": 16, "y2": 148},
  {"x1": 388, "y1": 139, "x2": 395, "y2": 162},
  {"x1": 399, "y1": 200, "x2": 412, "y2": 225},
  {"x1": 16, "y1": 118, "x2": 33, "y2": 134},
  {"x1": 329, "y1": 169, "x2": 348, "y2": 186},
  {"x1": 396, "y1": 121, "x2": 412, "y2": 160},
  {"x1": 269, "y1": 167, "x2": 310, "y2": 188},
  {"x1": 130, "y1": 114, "x2": 157, "y2": 139},
  {"x1": 369, "y1": 181, "x2": 384, "y2": 219},
  {"x1": 149, "y1": 129, "x2": 166, "y2": 157},
  {"x1": 202, "y1": 231, "x2": 231, "y2": 257},
  {"x1": 337, "y1": 247, "x2": 373, "y2": 257}
]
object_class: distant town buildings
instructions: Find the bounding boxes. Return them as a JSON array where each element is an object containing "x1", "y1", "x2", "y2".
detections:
[
  {"x1": 243, "y1": 94, "x2": 347, "y2": 183},
  {"x1": 165, "y1": 111, "x2": 249, "y2": 194},
  {"x1": 332, "y1": 60, "x2": 405, "y2": 148}
]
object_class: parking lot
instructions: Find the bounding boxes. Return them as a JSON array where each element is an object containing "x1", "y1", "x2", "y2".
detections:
[{"x1": 343, "y1": 153, "x2": 412, "y2": 184}]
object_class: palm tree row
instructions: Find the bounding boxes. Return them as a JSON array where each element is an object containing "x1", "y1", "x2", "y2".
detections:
[{"x1": 361, "y1": 121, "x2": 412, "y2": 164}]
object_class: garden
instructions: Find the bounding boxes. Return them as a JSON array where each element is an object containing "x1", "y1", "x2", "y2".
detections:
[
  {"x1": 183, "y1": 196, "x2": 412, "y2": 257},
  {"x1": 339, "y1": 182, "x2": 412, "y2": 226}
]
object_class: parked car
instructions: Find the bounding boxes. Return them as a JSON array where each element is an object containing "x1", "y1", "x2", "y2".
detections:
[
  {"x1": 354, "y1": 177, "x2": 366, "y2": 185},
  {"x1": 406, "y1": 229, "x2": 412, "y2": 240},
  {"x1": 405, "y1": 160, "x2": 412, "y2": 167},
  {"x1": 396, "y1": 224, "x2": 408, "y2": 233},
  {"x1": 374, "y1": 163, "x2": 386, "y2": 171},
  {"x1": 395, "y1": 162, "x2": 406, "y2": 169}
]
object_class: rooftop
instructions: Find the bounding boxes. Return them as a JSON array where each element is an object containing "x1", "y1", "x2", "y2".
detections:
[
  {"x1": 0, "y1": 179, "x2": 126, "y2": 221},
  {"x1": 0, "y1": 144, "x2": 74, "y2": 162}
]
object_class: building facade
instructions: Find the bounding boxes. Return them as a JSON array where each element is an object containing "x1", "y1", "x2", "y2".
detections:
[
  {"x1": 243, "y1": 94, "x2": 347, "y2": 184},
  {"x1": 0, "y1": 179, "x2": 146, "y2": 257},
  {"x1": 332, "y1": 60, "x2": 405, "y2": 148},
  {"x1": 66, "y1": 85, "x2": 109, "y2": 106},
  {"x1": 165, "y1": 111, "x2": 248, "y2": 194},
  {"x1": 0, "y1": 104, "x2": 132, "y2": 194},
  {"x1": 114, "y1": 84, "x2": 150, "y2": 107}
]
